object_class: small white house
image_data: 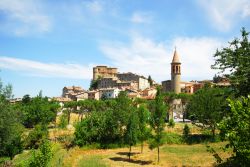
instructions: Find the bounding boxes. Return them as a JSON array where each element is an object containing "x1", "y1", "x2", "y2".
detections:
[{"x1": 99, "y1": 88, "x2": 121, "y2": 99}]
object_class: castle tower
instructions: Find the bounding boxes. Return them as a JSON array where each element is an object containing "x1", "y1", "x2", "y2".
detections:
[{"x1": 171, "y1": 48, "x2": 181, "y2": 94}]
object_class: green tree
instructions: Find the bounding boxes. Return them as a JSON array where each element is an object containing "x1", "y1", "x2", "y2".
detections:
[
  {"x1": 183, "y1": 124, "x2": 190, "y2": 138},
  {"x1": 177, "y1": 93, "x2": 191, "y2": 122},
  {"x1": 0, "y1": 79, "x2": 23, "y2": 159},
  {"x1": 0, "y1": 79, "x2": 13, "y2": 100},
  {"x1": 163, "y1": 92, "x2": 178, "y2": 121},
  {"x1": 64, "y1": 101, "x2": 78, "y2": 124},
  {"x1": 77, "y1": 99, "x2": 95, "y2": 120},
  {"x1": 124, "y1": 110, "x2": 139, "y2": 160},
  {"x1": 212, "y1": 28, "x2": 250, "y2": 97},
  {"x1": 25, "y1": 124, "x2": 48, "y2": 149},
  {"x1": 168, "y1": 118, "x2": 175, "y2": 128},
  {"x1": 148, "y1": 75, "x2": 153, "y2": 87},
  {"x1": 149, "y1": 89, "x2": 168, "y2": 163},
  {"x1": 58, "y1": 113, "x2": 68, "y2": 129},
  {"x1": 28, "y1": 139, "x2": 53, "y2": 167},
  {"x1": 137, "y1": 105, "x2": 150, "y2": 153},
  {"x1": 22, "y1": 94, "x2": 31, "y2": 104},
  {"x1": 89, "y1": 76, "x2": 101, "y2": 90},
  {"x1": 187, "y1": 87, "x2": 226, "y2": 138},
  {"x1": 219, "y1": 96, "x2": 250, "y2": 166},
  {"x1": 22, "y1": 95, "x2": 59, "y2": 128},
  {"x1": 0, "y1": 104, "x2": 23, "y2": 160},
  {"x1": 74, "y1": 92, "x2": 134, "y2": 148}
]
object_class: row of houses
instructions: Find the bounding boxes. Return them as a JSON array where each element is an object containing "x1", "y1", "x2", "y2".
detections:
[{"x1": 53, "y1": 86, "x2": 157, "y2": 105}]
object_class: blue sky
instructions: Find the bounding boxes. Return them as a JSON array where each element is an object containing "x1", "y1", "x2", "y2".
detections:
[{"x1": 0, "y1": 0, "x2": 250, "y2": 98}]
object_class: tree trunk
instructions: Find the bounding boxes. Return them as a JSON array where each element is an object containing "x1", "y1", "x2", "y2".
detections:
[
  {"x1": 78, "y1": 113, "x2": 80, "y2": 121},
  {"x1": 141, "y1": 141, "x2": 143, "y2": 153},
  {"x1": 212, "y1": 125, "x2": 215, "y2": 139},
  {"x1": 67, "y1": 111, "x2": 70, "y2": 124},
  {"x1": 129, "y1": 144, "x2": 132, "y2": 160},
  {"x1": 157, "y1": 146, "x2": 160, "y2": 163}
]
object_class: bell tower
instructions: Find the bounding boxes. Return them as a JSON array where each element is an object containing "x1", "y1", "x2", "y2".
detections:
[{"x1": 171, "y1": 48, "x2": 181, "y2": 94}]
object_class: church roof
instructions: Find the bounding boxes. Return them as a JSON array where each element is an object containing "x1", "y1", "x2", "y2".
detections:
[{"x1": 172, "y1": 49, "x2": 181, "y2": 63}]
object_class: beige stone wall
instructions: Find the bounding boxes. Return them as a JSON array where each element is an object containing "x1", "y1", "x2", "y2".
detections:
[
  {"x1": 93, "y1": 66, "x2": 117, "y2": 80},
  {"x1": 171, "y1": 74, "x2": 181, "y2": 94},
  {"x1": 162, "y1": 80, "x2": 172, "y2": 92},
  {"x1": 98, "y1": 78, "x2": 117, "y2": 89}
]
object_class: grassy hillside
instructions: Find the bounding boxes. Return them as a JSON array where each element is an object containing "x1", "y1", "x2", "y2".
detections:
[{"x1": 8, "y1": 121, "x2": 231, "y2": 167}]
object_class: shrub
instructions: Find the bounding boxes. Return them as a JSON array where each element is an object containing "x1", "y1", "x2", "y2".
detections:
[
  {"x1": 183, "y1": 124, "x2": 190, "y2": 137},
  {"x1": 25, "y1": 124, "x2": 48, "y2": 149},
  {"x1": 58, "y1": 113, "x2": 67, "y2": 129},
  {"x1": 168, "y1": 118, "x2": 175, "y2": 128},
  {"x1": 162, "y1": 133, "x2": 184, "y2": 144},
  {"x1": 28, "y1": 140, "x2": 53, "y2": 167}
]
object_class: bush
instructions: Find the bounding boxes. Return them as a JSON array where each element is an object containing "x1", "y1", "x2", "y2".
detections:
[
  {"x1": 168, "y1": 118, "x2": 175, "y2": 128},
  {"x1": 185, "y1": 134, "x2": 220, "y2": 144},
  {"x1": 58, "y1": 113, "x2": 67, "y2": 129},
  {"x1": 25, "y1": 124, "x2": 48, "y2": 149},
  {"x1": 162, "y1": 133, "x2": 184, "y2": 144},
  {"x1": 183, "y1": 124, "x2": 190, "y2": 137},
  {"x1": 28, "y1": 140, "x2": 53, "y2": 167}
]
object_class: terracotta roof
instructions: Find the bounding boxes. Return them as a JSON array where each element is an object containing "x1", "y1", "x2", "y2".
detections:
[{"x1": 172, "y1": 49, "x2": 181, "y2": 63}]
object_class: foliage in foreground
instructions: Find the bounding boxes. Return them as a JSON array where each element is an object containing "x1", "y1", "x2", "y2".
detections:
[
  {"x1": 74, "y1": 92, "x2": 133, "y2": 148},
  {"x1": 149, "y1": 90, "x2": 168, "y2": 163},
  {"x1": 0, "y1": 79, "x2": 23, "y2": 160},
  {"x1": 21, "y1": 94, "x2": 60, "y2": 128},
  {"x1": 187, "y1": 87, "x2": 228, "y2": 138},
  {"x1": 28, "y1": 140, "x2": 53, "y2": 167},
  {"x1": 218, "y1": 96, "x2": 250, "y2": 166},
  {"x1": 212, "y1": 28, "x2": 250, "y2": 97}
]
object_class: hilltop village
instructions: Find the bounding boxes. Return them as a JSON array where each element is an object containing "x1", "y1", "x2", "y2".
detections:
[
  {"x1": 55, "y1": 50, "x2": 229, "y2": 100},
  {"x1": 9, "y1": 49, "x2": 230, "y2": 120},
  {"x1": 51, "y1": 49, "x2": 229, "y2": 120}
]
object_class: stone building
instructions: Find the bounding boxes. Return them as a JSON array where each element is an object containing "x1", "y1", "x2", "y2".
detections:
[
  {"x1": 88, "y1": 90, "x2": 100, "y2": 100},
  {"x1": 93, "y1": 66, "x2": 150, "y2": 91},
  {"x1": 62, "y1": 86, "x2": 88, "y2": 101},
  {"x1": 99, "y1": 88, "x2": 120, "y2": 99},
  {"x1": 117, "y1": 72, "x2": 150, "y2": 90},
  {"x1": 93, "y1": 66, "x2": 117, "y2": 80}
]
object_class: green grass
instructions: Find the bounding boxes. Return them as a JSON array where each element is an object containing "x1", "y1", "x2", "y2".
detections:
[
  {"x1": 0, "y1": 157, "x2": 10, "y2": 165},
  {"x1": 77, "y1": 155, "x2": 109, "y2": 167},
  {"x1": 48, "y1": 143, "x2": 68, "y2": 167},
  {"x1": 161, "y1": 142, "x2": 230, "y2": 166},
  {"x1": 12, "y1": 150, "x2": 32, "y2": 167},
  {"x1": 162, "y1": 144, "x2": 207, "y2": 155}
]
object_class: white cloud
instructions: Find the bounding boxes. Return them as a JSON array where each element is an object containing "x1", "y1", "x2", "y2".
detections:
[
  {"x1": 100, "y1": 35, "x2": 224, "y2": 83},
  {"x1": 197, "y1": 0, "x2": 250, "y2": 31},
  {"x1": 130, "y1": 12, "x2": 152, "y2": 24},
  {"x1": 172, "y1": 37, "x2": 223, "y2": 81},
  {"x1": 0, "y1": 0, "x2": 51, "y2": 36},
  {"x1": 0, "y1": 56, "x2": 92, "y2": 79}
]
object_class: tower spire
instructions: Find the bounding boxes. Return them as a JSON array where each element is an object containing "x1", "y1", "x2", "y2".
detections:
[
  {"x1": 171, "y1": 48, "x2": 181, "y2": 94},
  {"x1": 172, "y1": 47, "x2": 180, "y2": 63}
]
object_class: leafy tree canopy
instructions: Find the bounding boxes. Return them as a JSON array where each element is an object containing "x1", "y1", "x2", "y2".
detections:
[
  {"x1": 219, "y1": 96, "x2": 250, "y2": 166},
  {"x1": 212, "y1": 28, "x2": 250, "y2": 96}
]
